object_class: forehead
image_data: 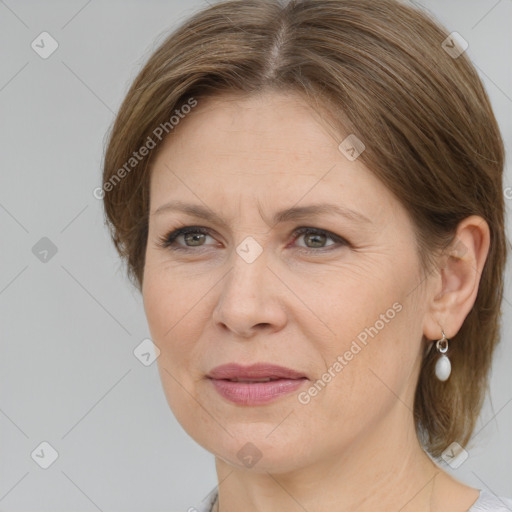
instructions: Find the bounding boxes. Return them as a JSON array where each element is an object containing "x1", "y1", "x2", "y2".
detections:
[
  {"x1": 153, "y1": 90, "x2": 348, "y2": 160},
  {"x1": 148, "y1": 91, "x2": 401, "y2": 226},
  {"x1": 157, "y1": 91, "x2": 339, "y2": 163}
]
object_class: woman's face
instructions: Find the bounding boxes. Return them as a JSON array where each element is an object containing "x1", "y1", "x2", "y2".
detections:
[{"x1": 143, "y1": 91, "x2": 431, "y2": 473}]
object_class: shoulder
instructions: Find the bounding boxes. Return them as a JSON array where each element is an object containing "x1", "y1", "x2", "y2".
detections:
[
  {"x1": 468, "y1": 489, "x2": 512, "y2": 512},
  {"x1": 186, "y1": 489, "x2": 512, "y2": 512},
  {"x1": 187, "y1": 490, "x2": 217, "y2": 512}
]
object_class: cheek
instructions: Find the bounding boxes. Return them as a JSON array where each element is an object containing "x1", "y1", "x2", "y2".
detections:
[
  {"x1": 143, "y1": 261, "x2": 193, "y2": 340},
  {"x1": 142, "y1": 263, "x2": 214, "y2": 379},
  {"x1": 301, "y1": 264, "x2": 421, "y2": 425},
  {"x1": 300, "y1": 322, "x2": 414, "y2": 450},
  {"x1": 142, "y1": 268, "x2": 192, "y2": 377},
  {"x1": 142, "y1": 269, "x2": 203, "y2": 424}
]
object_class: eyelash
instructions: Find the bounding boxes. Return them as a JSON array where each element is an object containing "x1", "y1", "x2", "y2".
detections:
[{"x1": 156, "y1": 225, "x2": 349, "y2": 253}]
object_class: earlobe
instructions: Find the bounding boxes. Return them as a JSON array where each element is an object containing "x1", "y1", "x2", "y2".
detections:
[{"x1": 423, "y1": 215, "x2": 490, "y2": 342}]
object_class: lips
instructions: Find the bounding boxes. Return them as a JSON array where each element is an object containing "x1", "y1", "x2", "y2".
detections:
[
  {"x1": 207, "y1": 363, "x2": 307, "y2": 381},
  {"x1": 207, "y1": 363, "x2": 308, "y2": 405}
]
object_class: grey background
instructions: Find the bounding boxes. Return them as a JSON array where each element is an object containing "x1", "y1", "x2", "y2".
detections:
[{"x1": 0, "y1": 1, "x2": 511, "y2": 511}]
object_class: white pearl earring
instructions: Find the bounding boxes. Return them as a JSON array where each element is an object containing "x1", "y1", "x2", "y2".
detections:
[{"x1": 434, "y1": 330, "x2": 451, "y2": 382}]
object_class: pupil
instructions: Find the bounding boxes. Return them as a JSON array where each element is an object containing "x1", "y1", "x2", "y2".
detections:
[
  {"x1": 306, "y1": 233, "x2": 325, "y2": 248},
  {"x1": 185, "y1": 233, "x2": 205, "y2": 246}
]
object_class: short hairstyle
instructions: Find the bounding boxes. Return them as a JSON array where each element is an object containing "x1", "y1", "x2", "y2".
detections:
[{"x1": 102, "y1": 0, "x2": 507, "y2": 457}]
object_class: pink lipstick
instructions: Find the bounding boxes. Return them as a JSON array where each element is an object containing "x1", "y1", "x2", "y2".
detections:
[{"x1": 207, "y1": 363, "x2": 308, "y2": 405}]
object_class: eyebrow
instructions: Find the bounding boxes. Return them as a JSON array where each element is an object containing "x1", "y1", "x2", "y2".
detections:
[{"x1": 152, "y1": 200, "x2": 371, "y2": 226}]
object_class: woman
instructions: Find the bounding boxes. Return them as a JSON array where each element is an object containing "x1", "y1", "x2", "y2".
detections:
[{"x1": 101, "y1": 0, "x2": 511, "y2": 510}]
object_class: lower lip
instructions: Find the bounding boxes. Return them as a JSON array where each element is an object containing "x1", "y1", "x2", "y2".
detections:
[{"x1": 209, "y1": 378, "x2": 307, "y2": 405}]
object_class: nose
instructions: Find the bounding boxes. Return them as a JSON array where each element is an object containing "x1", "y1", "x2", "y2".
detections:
[{"x1": 211, "y1": 247, "x2": 288, "y2": 338}]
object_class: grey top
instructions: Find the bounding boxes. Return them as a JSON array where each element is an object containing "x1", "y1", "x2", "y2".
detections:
[
  {"x1": 191, "y1": 489, "x2": 512, "y2": 512},
  {"x1": 469, "y1": 490, "x2": 512, "y2": 511}
]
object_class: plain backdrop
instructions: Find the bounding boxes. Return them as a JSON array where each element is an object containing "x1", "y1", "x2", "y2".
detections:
[{"x1": 1, "y1": 1, "x2": 511, "y2": 511}]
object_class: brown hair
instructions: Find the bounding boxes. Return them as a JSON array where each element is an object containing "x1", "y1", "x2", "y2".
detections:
[{"x1": 102, "y1": 0, "x2": 507, "y2": 457}]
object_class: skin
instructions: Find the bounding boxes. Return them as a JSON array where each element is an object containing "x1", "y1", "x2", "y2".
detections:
[{"x1": 142, "y1": 90, "x2": 490, "y2": 512}]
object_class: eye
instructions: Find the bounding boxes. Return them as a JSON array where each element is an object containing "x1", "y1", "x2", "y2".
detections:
[
  {"x1": 157, "y1": 226, "x2": 216, "y2": 250},
  {"x1": 291, "y1": 227, "x2": 348, "y2": 251},
  {"x1": 156, "y1": 225, "x2": 349, "y2": 252}
]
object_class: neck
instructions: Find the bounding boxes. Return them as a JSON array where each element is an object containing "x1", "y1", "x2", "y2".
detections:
[{"x1": 213, "y1": 407, "x2": 441, "y2": 512}]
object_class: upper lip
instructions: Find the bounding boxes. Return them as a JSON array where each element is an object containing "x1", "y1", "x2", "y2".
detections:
[{"x1": 207, "y1": 363, "x2": 307, "y2": 380}]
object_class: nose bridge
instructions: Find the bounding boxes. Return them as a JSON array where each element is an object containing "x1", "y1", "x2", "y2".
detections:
[
  {"x1": 212, "y1": 237, "x2": 285, "y2": 335},
  {"x1": 227, "y1": 236, "x2": 269, "y2": 299}
]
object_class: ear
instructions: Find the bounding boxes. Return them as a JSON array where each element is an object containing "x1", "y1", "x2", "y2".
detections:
[{"x1": 422, "y1": 215, "x2": 490, "y2": 341}]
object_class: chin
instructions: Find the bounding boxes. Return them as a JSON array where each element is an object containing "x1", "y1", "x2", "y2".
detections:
[{"x1": 188, "y1": 421, "x2": 318, "y2": 474}]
